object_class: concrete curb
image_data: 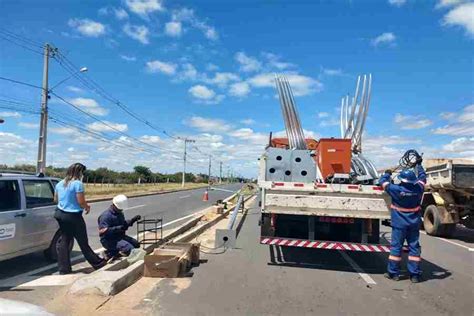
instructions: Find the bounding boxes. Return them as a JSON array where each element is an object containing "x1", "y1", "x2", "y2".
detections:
[{"x1": 68, "y1": 190, "x2": 253, "y2": 296}]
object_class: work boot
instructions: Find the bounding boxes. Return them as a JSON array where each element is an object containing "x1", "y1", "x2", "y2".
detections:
[
  {"x1": 93, "y1": 259, "x2": 107, "y2": 270},
  {"x1": 410, "y1": 275, "x2": 421, "y2": 283},
  {"x1": 384, "y1": 273, "x2": 400, "y2": 281}
]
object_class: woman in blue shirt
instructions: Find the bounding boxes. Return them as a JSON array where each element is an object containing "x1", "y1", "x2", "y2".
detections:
[{"x1": 54, "y1": 163, "x2": 105, "y2": 274}]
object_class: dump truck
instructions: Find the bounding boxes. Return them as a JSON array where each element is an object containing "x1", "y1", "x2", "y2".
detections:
[
  {"x1": 421, "y1": 159, "x2": 474, "y2": 237},
  {"x1": 258, "y1": 137, "x2": 392, "y2": 252}
]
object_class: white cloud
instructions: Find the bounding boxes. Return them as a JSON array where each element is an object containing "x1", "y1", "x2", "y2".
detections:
[
  {"x1": 0, "y1": 132, "x2": 33, "y2": 150},
  {"x1": 19, "y1": 122, "x2": 38, "y2": 129},
  {"x1": 120, "y1": 55, "x2": 137, "y2": 62},
  {"x1": 140, "y1": 135, "x2": 163, "y2": 144},
  {"x1": 171, "y1": 8, "x2": 218, "y2": 40},
  {"x1": 67, "y1": 86, "x2": 83, "y2": 93},
  {"x1": 317, "y1": 112, "x2": 329, "y2": 118},
  {"x1": 206, "y1": 63, "x2": 219, "y2": 72},
  {"x1": 235, "y1": 52, "x2": 261, "y2": 72},
  {"x1": 125, "y1": 0, "x2": 164, "y2": 17},
  {"x1": 432, "y1": 104, "x2": 474, "y2": 136},
  {"x1": 205, "y1": 72, "x2": 240, "y2": 88},
  {"x1": 394, "y1": 113, "x2": 433, "y2": 129},
  {"x1": 229, "y1": 82, "x2": 251, "y2": 97},
  {"x1": 436, "y1": 0, "x2": 466, "y2": 9},
  {"x1": 123, "y1": 23, "x2": 150, "y2": 44},
  {"x1": 50, "y1": 126, "x2": 77, "y2": 135},
  {"x1": 187, "y1": 116, "x2": 232, "y2": 132},
  {"x1": 87, "y1": 121, "x2": 128, "y2": 132},
  {"x1": 99, "y1": 7, "x2": 129, "y2": 20},
  {"x1": 68, "y1": 18, "x2": 106, "y2": 37},
  {"x1": 146, "y1": 60, "x2": 177, "y2": 75},
  {"x1": 229, "y1": 128, "x2": 268, "y2": 145},
  {"x1": 262, "y1": 52, "x2": 295, "y2": 70},
  {"x1": 442, "y1": 137, "x2": 474, "y2": 157},
  {"x1": 440, "y1": 112, "x2": 456, "y2": 120},
  {"x1": 388, "y1": 0, "x2": 407, "y2": 7},
  {"x1": 188, "y1": 85, "x2": 221, "y2": 103},
  {"x1": 322, "y1": 68, "x2": 344, "y2": 76},
  {"x1": 68, "y1": 98, "x2": 109, "y2": 116},
  {"x1": 165, "y1": 21, "x2": 182, "y2": 37},
  {"x1": 0, "y1": 111, "x2": 21, "y2": 118},
  {"x1": 178, "y1": 63, "x2": 199, "y2": 81},
  {"x1": 442, "y1": 3, "x2": 474, "y2": 37},
  {"x1": 249, "y1": 73, "x2": 323, "y2": 96},
  {"x1": 240, "y1": 118, "x2": 255, "y2": 125},
  {"x1": 371, "y1": 32, "x2": 396, "y2": 47}
]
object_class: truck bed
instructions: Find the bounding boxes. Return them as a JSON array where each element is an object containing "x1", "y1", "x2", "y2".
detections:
[
  {"x1": 424, "y1": 159, "x2": 474, "y2": 190},
  {"x1": 259, "y1": 181, "x2": 391, "y2": 220}
]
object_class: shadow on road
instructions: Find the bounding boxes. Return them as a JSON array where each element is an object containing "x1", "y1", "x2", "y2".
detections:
[{"x1": 266, "y1": 245, "x2": 452, "y2": 282}]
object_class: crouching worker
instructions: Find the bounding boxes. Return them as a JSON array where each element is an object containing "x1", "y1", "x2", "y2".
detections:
[{"x1": 98, "y1": 195, "x2": 141, "y2": 261}]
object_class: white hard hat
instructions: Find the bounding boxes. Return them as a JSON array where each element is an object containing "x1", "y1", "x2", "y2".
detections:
[{"x1": 112, "y1": 194, "x2": 128, "y2": 210}]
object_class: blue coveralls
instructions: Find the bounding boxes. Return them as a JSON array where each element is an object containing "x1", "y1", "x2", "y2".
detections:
[
  {"x1": 378, "y1": 164, "x2": 426, "y2": 277},
  {"x1": 98, "y1": 206, "x2": 140, "y2": 257}
]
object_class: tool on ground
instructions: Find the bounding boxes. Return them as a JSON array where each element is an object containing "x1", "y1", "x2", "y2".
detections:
[{"x1": 136, "y1": 218, "x2": 163, "y2": 249}]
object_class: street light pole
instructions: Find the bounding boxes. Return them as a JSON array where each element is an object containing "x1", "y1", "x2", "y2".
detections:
[
  {"x1": 36, "y1": 43, "x2": 51, "y2": 174},
  {"x1": 181, "y1": 138, "x2": 195, "y2": 188},
  {"x1": 208, "y1": 155, "x2": 212, "y2": 186},
  {"x1": 219, "y1": 161, "x2": 223, "y2": 184}
]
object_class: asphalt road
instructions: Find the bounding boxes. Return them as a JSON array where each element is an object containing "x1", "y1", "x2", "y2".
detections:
[
  {"x1": 151, "y1": 201, "x2": 474, "y2": 316},
  {"x1": 0, "y1": 183, "x2": 241, "y2": 281}
]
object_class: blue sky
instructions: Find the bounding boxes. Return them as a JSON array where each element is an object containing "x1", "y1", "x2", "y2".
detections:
[{"x1": 0, "y1": 0, "x2": 473, "y2": 177}]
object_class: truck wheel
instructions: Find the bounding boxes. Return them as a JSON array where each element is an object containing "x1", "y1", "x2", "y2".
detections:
[
  {"x1": 423, "y1": 205, "x2": 444, "y2": 236},
  {"x1": 441, "y1": 224, "x2": 456, "y2": 237},
  {"x1": 44, "y1": 230, "x2": 74, "y2": 262}
]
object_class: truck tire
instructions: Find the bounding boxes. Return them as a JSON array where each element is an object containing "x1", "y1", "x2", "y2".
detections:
[
  {"x1": 44, "y1": 230, "x2": 74, "y2": 262},
  {"x1": 423, "y1": 205, "x2": 444, "y2": 236}
]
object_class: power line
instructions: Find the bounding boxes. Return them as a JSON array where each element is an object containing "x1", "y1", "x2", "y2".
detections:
[{"x1": 0, "y1": 76, "x2": 43, "y2": 90}]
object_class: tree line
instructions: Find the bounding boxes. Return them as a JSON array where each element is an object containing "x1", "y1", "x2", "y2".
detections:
[{"x1": 0, "y1": 164, "x2": 227, "y2": 184}]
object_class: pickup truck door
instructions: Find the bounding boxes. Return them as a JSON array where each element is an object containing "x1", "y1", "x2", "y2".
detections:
[
  {"x1": 21, "y1": 179, "x2": 58, "y2": 250},
  {"x1": 0, "y1": 179, "x2": 25, "y2": 259}
]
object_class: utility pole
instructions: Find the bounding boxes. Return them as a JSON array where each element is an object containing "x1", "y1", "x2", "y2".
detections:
[
  {"x1": 36, "y1": 43, "x2": 51, "y2": 174},
  {"x1": 181, "y1": 138, "x2": 195, "y2": 188},
  {"x1": 219, "y1": 161, "x2": 223, "y2": 184},
  {"x1": 208, "y1": 155, "x2": 212, "y2": 186}
]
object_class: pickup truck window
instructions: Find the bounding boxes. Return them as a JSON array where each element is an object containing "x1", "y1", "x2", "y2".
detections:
[
  {"x1": 0, "y1": 180, "x2": 21, "y2": 212},
  {"x1": 23, "y1": 180, "x2": 54, "y2": 208}
]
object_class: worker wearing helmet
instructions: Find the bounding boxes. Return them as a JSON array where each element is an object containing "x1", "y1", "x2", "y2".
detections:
[
  {"x1": 378, "y1": 152, "x2": 426, "y2": 283},
  {"x1": 98, "y1": 195, "x2": 141, "y2": 261}
]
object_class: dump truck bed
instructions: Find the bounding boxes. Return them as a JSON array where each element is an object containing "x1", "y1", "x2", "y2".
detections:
[{"x1": 424, "y1": 159, "x2": 474, "y2": 190}]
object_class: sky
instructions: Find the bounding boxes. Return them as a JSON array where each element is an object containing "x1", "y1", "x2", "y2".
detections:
[{"x1": 0, "y1": 0, "x2": 473, "y2": 178}]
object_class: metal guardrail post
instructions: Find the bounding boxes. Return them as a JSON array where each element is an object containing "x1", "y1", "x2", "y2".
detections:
[{"x1": 227, "y1": 194, "x2": 244, "y2": 230}]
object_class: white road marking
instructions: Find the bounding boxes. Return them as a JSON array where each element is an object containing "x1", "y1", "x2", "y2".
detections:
[
  {"x1": 420, "y1": 231, "x2": 474, "y2": 252},
  {"x1": 179, "y1": 195, "x2": 191, "y2": 199},
  {"x1": 126, "y1": 204, "x2": 146, "y2": 210},
  {"x1": 339, "y1": 251, "x2": 377, "y2": 285}
]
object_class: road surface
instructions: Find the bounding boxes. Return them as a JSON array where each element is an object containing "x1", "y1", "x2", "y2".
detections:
[
  {"x1": 149, "y1": 200, "x2": 473, "y2": 315},
  {"x1": 0, "y1": 183, "x2": 241, "y2": 281}
]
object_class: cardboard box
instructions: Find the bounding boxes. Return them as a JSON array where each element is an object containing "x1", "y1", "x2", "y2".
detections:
[
  {"x1": 164, "y1": 242, "x2": 200, "y2": 266},
  {"x1": 144, "y1": 254, "x2": 181, "y2": 278}
]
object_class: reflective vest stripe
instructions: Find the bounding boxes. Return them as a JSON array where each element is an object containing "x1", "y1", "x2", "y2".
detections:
[
  {"x1": 382, "y1": 182, "x2": 389, "y2": 189},
  {"x1": 388, "y1": 255, "x2": 402, "y2": 261},
  {"x1": 408, "y1": 256, "x2": 421, "y2": 262},
  {"x1": 391, "y1": 204, "x2": 421, "y2": 212}
]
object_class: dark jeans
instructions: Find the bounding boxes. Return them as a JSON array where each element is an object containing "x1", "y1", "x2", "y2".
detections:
[
  {"x1": 54, "y1": 209, "x2": 103, "y2": 273},
  {"x1": 100, "y1": 235, "x2": 140, "y2": 257}
]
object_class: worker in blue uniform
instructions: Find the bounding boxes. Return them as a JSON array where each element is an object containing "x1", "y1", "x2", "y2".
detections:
[
  {"x1": 98, "y1": 195, "x2": 141, "y2": 261},
  {"x1": 378, "y1": 153, "x2": 426, "y2": 283}
]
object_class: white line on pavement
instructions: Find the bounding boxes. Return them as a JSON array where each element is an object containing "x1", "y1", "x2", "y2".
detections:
[
  {"x1": 338, "y1": 251, "x2": 377, "y2": 285},
  {"x1": 420, "y1": 231, "x2": 474, "y2": 252},
  {"x1": 126, "y1": 204, "x2": 146, "y2": 210},
  {"x1": 179, "y1": 195, "x2": 191, "y2": 199}
]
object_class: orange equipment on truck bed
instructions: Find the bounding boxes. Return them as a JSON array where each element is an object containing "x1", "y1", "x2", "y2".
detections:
[
  {"x1": 270, "y1": 137, "x2": 318, "y2": 150},
  {"x1": 316, "y1": 138, "x2": 352, "y2": 179}
]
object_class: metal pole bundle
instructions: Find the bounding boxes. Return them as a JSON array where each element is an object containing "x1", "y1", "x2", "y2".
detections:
[
  {"x1": 340, "y1": 74, "x2": 378, "y2": 180},
  {"x1": 275, "y1": 74, "x2": 307, "y2": 150}
]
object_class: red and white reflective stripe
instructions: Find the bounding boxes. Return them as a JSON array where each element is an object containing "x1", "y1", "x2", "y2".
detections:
[
  {"x1": 389, "y1": 255, "x2": 402, "y2": 261},
  {"x1": 260, "y1": 237, "x2": 390, "y2": 252},
  {"x1": 391, "y1": 204, "x2": 421, "y2": 212},
  {"x1": 408, "y1": 255, "x2": 421, "y2": 262}
]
